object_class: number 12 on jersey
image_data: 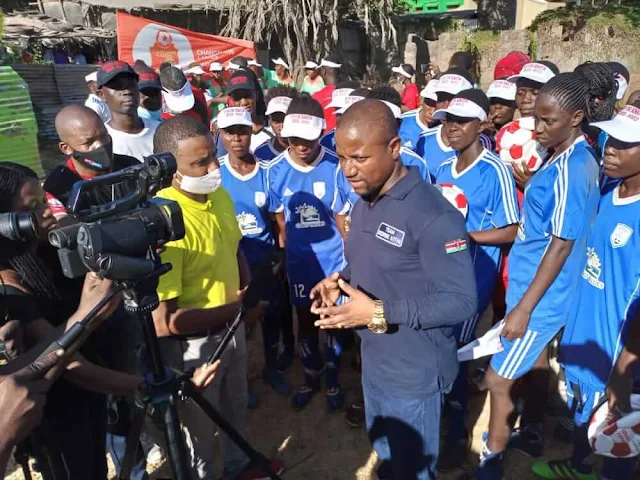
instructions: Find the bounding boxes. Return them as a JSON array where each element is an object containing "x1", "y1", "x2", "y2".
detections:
[{"x1": 293, "y1": 284, "x2": 306, "y2": 298}]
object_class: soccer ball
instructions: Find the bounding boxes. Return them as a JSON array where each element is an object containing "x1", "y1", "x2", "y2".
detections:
[
  {"x1": 496, "y1": 118, "x2": 548, "y2": 172},
  {"x1": 588, "y1": 394, "x2": 640, "y2": 458},
  {"x1": 437, "y1": 183, "x2": 468, "y2": 218}
]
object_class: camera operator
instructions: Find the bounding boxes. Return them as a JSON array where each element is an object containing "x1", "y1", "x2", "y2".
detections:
[
  {"x1": 151, "y1": 115, "x2": 282, "y2": 479},
  {"x1": 0, "y1": 162, "x2": 224, "y2": 478}
]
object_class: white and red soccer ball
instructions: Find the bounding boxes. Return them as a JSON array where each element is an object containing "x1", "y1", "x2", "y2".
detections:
[
  {"x1": 437, "y1": 183, "x2": 468, "y2": 218},
  {"x1": 496, "y1": 117, "x2": 548, "y2": 172},
  {"x1": 588, "y1": 394, "x2": 640, "y2": 458}
]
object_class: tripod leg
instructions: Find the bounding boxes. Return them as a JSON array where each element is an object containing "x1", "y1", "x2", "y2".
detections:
[
  {"x1": 184, "y1": 383, "x2": 282, "y2": 480},
  {"x1": 118, "y1": 402, "x2": 147, "y2": 480},
  {"x1": 156, "y1": 394, "x2": 192, "y2": 480}
]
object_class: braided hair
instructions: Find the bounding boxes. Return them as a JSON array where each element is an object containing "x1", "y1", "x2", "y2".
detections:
[
  {"x1": 574, "y1": 61, "x2": 617, "y2": 122},
  {"x1": 0, "y1": 163, "x2": 60, "y2": 300}
]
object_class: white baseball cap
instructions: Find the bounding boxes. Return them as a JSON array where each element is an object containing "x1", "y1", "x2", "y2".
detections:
[
  {"x1": 327, "y1": 88, "x2": 355, "y2": 109},
  {"x1": 265, "y1": 96, "x2": 293, "y2": 116},
  {"x1": 320, "y1": 58, "x2": 342, "y2": 69},
  {"x1": 209, "y1": 62, "x2": 223, "y2": 72},
  {"x1": 336, "y1": 94, "x2": 368, "y2": 115},
  {"x1": 379, "y1": 100, "x2": 402, "y2": 119},
  {"x1": 184, "y1": 65, "x2": 206, "y2": 75},
  {"x1": 248, "y1": 59, "x2": 263, "y2": 68},
  {"x1": 433, "y1": 97, "x2": 488, "y2": 122},
  {"x1": 615, "y1": 73, "x2": 629, "y2": 101},
  {"x1": 281, "y1": 113, "x2": 324, "y2": 141},
  {"x1": 591, "y1": 105, "x2": 640, "y2": 144},
  {"x1": 508, "y1": 62, "x2": 556, "y2": 85},
  {"x1": 486, "y1": 79, "x2": 517, "y2": 101},
  {"x1": 162, "y1": 81, "x2": 195, "y2": 113},
  {"x1": 227, "y1": 61, "x2": 241, "y2": 71},
  {"x1": 436, "y1": 74, "x2": 474, "y2": 96},
  {"x1": 392, "y1": 65, "x2": 413, "y2": 79},
  {"x1": 420, "y1": 79, "x2": 439, "y2": 102},
  {"x1": 304, "y1": 61, "x2": 320, "y2": 70},
  {"x1": 85, "y1": 72, "x2": 98, "y2": 83},
  {"x1": 272, "y1": 57, "x2": 290, "y2": 70},
  {"x1": 217, "y1": 107, "x2": 254, "y2": 129}
]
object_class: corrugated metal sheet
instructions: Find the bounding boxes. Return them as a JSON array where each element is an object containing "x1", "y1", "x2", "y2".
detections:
[
  {"x1": 12, "y1": 64, "x2": 60, "y2": 140},
  {"x1": 55, "y1": 64, "x2": 97, "y2": 106},
  {"x1": 0, "y1": 67, "x2": 43, "y2": 178}
]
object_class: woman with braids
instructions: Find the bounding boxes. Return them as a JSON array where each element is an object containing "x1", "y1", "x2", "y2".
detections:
[
  {"x1": 0, "y1": 163, "x2": 220, "y2": 479},
  {"x1": 254, "y1": 84, "x2": 299, "y2": 162},
  {"x1": 471, "y1": 72, "x2": 602, "y2": 480}
]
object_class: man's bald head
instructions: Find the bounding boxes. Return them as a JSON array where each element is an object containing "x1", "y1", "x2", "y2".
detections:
[
  {"x1": 56, "y1": 105, "x2": 106, "y2": 143},
  {"x1": 56, "y1": 105, "x2": 111, "y2": 161},
  {"x1": 335, "y1": 99, "x2": 402, "y2": 203},
  {"x1": 336, "y1": 99, "x2": 398, "y2": 143}
]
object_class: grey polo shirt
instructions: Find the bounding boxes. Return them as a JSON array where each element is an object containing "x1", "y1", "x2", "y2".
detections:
[{"x1": 341, "y1": 168, "x2": 477, "y2": 398}]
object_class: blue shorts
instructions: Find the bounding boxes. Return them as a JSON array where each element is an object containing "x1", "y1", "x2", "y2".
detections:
[
  {"x1": 564, "y1": 375, "x2": 605, "y2": 427},
  {"x1": 490, "y1": 326, "x2": 560, "y2": 380}
]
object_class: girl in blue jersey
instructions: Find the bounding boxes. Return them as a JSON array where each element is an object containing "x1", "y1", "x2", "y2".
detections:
[
  {"x1": 432, "y1": 89, "x2": 520, "y2": 472},
  {"x1": 266, "y1": 96, "x2": 349, "y2": 411},
  {"x1": 475, "y1": 72, "x2": 612, "y2": 480},
  {"x1": 217, "y1": 107, "x2": 293, "y2": 398},
  {"x1": 254, "y1": 85, "x2": 298, "y2": 162},
  {"x1": 531, "y1": 103, "x2": 640, "y2": 480}
]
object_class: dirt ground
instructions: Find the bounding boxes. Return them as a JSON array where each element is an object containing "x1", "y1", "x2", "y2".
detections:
[{"x1": 5, "y1": 308, "x2": 577, "y2": 480}]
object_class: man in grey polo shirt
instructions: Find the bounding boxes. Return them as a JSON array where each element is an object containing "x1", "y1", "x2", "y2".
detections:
[{"x1": 311, "y1": 99, "x2": 477, "y2": 480}]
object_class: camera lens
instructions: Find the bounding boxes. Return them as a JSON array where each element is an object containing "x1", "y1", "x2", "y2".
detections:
[{"x1": 0, "y1": 212, "x2": 39, "y2": 242}]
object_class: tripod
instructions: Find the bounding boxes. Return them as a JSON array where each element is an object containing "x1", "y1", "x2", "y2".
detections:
[{"x1": 117, "y1": 266, "x2": 282, "y2": 480}]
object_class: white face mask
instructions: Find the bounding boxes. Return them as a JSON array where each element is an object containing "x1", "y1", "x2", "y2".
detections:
[{"x1": 177, "y1": 168, "x2": 222, "y2": 195}]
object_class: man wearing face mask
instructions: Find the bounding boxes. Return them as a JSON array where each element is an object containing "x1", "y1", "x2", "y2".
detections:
[
  {"x1": 136, "y1": 69, "x2": 164, "y2": 123},
  {"x1": 152, "y1": 115, "x2": 282, "y2": 480},
  {"x1": 44, "y1": 105, "x2": 139, "y2": 224}
]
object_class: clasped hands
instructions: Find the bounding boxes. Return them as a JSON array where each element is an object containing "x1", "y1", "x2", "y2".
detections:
[{"x1": 310, "y1": 273, "x2": 375, "y2": 330}]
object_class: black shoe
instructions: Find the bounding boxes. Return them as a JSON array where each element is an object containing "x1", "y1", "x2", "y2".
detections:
[
  {"x1": 438, "y1": 434, "x2": 469, "y2": 473},
  {"x1": 509, "y1": 425, "x2": 544, "y2": 458},
  {"x1": 553, "y1": 416, "x2": 574, "y2": 444},
  {"x1": 345, "y1": 401, "x2": 365, "y2": 427}
]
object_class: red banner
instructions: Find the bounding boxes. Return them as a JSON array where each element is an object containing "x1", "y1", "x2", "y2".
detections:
[{"x1": 116, "y1": 12, "x2": 256, "y2": 71}]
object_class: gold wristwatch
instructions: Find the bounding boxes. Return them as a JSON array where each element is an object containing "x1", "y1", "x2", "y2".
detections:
[{"x1": 368, "y1": 300, "x2": 388, "y2": 334}]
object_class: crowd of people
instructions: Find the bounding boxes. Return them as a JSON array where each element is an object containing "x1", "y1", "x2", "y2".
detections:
[{"x1": 0, "y1": 45, "x2": 639, "y2": 480}]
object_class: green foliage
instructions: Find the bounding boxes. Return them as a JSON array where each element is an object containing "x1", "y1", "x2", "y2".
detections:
[
  {"x1": 529, "y1": 4, "x2": 640, "y2": 33},
  {"x1": 0, "y1": 11, "x2": 4, "y2": 39},
  {"x1": 527, "y1": 30, "x2": 538, "y2": 60},
  {"x1": 460, "y1": 30, "x2": 500, "y2": 55}
]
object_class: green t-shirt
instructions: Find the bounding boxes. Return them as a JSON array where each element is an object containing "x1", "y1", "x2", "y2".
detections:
[
  {"x1": 300, "y1": 76, "x2": 325, "y2": 95},
  {"x1": 266, "y1": 69, "x2": 296, "y2": 89}
]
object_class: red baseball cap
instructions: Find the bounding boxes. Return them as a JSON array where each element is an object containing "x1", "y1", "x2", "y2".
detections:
[{"x1": 494, "y1": 52, "x2": 531, "y2": 81}]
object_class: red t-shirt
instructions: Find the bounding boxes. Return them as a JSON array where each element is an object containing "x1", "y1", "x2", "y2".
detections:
[
  {"x1": 312, "y1": 85, "x2": 337, "y2": 132},
  {"x1": 401, "y1": 83, "x2": 420, "y2": 111}
]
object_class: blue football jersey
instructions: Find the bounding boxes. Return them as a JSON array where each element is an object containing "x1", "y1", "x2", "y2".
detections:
[
  {"x1": 561, "y1": 180, "x2": 640, "y2": 390},
  {"x1": 399, "y1": 109, "x2": 430, "y2": 150},
  {"x1": 320, "y1": 129, "x2": 336, "y2": 151},
  {"x1": 254, "y1": 138, "x2": 283, "y2": 162},
  {"x1": 266, "y1": 147, "x2": 347, "y2": 301},
  {"x1": 400, "y1": 147, "x2": 431, "y2": 183},
  {"x1": 219, "y1": 155, "x2": 275, "y2": 267},
  {"x1": 435, "y1": 149, "x2": 519, "y2": 312},
  {"x1": 507, "y1": 136, "x2": 600, "y2": 328}
]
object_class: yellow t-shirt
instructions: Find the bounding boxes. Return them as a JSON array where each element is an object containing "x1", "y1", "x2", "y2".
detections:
[{"x1": 155, "y1": 186, "x2": 242, "y2": 309}]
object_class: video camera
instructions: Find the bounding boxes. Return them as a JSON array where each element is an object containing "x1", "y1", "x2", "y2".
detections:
[
  {"x1": 48, "y1": 153, "x2": 185, "y2": 280},
  {"x1": 0, "y1": 211, "x2": 39, "y2": 242}
]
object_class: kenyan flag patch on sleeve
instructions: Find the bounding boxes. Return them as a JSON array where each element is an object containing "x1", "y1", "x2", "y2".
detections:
[{"x1": 445, "y1": 238, "x2": 468, "y2": 254}]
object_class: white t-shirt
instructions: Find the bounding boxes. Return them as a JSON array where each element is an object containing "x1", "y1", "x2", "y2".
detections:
[
  {"x1": 105, "y1": 118, "x2": 160, "y2": 162},
  {"x1": 85, "y1": 94, "x2": 111, "y2": 123}
]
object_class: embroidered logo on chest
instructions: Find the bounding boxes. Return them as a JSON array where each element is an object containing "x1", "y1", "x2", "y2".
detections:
[
  {"x1": 610, "y1": 223, "x2": 633, "y2": 249},
  {"x1": 375, "y1": 222, "x2": 405, "y2": 248}
]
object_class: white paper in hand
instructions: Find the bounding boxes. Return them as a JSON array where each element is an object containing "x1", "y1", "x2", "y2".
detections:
[{"x1": 457, "y1": 320, "x2": 505, "y2": 362}]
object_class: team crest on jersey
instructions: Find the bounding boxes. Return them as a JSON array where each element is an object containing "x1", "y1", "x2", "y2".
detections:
[
  {"x1": 254, "y1": 191, "x2": 266, "y2": 207},
  {"x1": 236, "y1": 212, "x2": 261, "y2": 235},
  {"x1": 610, "y1": 223, "x2": 633, "y2": 249},
  {"x1": 313, "y1": 182, "x2": 326, "y2": 199},
  {"x1": 295, "y1": 203, "x2": 325, "y2": 229},
  {"x1": 583, "y1": 247, "x2": 604, "y2": 290}
]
